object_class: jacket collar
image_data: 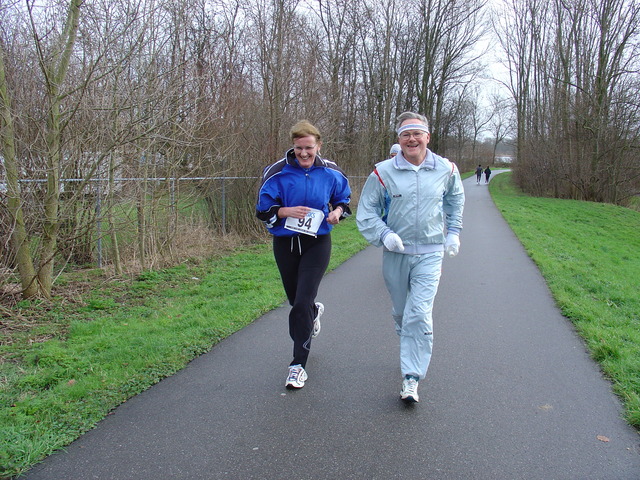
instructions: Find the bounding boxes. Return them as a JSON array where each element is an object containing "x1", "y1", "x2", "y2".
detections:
[{"x1": 393, "y1": 149, "x2": 436, "y2": 170}]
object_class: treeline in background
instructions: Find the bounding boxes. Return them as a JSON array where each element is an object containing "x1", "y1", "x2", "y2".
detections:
[{"x1": 1, "y1": 0, "x2": 638, "y2": 299}]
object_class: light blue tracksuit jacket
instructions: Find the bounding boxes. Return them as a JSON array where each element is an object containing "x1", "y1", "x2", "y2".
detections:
[{"x1": 356, "y1": 150, "x2": 465, "y2": 379}]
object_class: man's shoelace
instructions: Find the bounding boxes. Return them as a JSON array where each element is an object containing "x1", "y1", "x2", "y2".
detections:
[{"x1": 403, "y1": 378, "x2": 418, "y2": 394}]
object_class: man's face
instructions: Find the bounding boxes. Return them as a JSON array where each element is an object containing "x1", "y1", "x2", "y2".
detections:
[{"x1": 398, "y1": 119, "x2": 430, "y2": 165}]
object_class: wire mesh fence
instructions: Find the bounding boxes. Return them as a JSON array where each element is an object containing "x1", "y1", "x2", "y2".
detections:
[{"x1": 0, "y1": 174, "x2": 368, "y2": 280}]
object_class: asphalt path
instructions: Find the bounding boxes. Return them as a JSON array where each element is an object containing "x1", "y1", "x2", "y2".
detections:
[{"x1": 22, "y1": 171, "x2": 640, "y2": 479}]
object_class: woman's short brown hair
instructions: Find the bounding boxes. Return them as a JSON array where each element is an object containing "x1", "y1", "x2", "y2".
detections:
[{"x1": 290, "y1": 120, "x2": 322, "y2": 143}]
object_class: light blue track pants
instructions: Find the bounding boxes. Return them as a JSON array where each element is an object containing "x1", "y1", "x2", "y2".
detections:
[{"x1": 382, "y1": 250, "x2": 444, "y2": 380}]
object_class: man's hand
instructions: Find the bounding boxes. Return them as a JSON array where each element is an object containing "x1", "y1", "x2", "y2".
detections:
[
  {"x1": 383, "y1": 232, "x2": 405, "y2": 252},
  {"x1": 445, "y1": 233, "x2": 460, "y2": 257}
]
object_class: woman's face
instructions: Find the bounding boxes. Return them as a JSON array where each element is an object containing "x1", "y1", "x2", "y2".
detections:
[{"x1": 293, "y1": 135, "x2": 321, "y2": 168}]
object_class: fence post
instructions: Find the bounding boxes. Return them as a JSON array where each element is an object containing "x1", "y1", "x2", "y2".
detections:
[
  {"x1": 221, "y1": 175, "x2": 226, "y2": 234},
  {"x1": 95, "y1": 179, "x2": 102, "y2": 268},
  {"x1": 170, "y1": 178, "x2": 176, "y2": 214}
]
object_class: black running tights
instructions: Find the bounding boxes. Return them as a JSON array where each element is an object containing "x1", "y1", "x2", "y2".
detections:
[{"x1": 273, "y1": 234, "x2": 331, "y2": 367}]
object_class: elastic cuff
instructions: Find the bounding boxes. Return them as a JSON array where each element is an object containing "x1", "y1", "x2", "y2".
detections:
[
  {"x1": 380, "y1": 228, "x2": 393, "y2": 242},
  {"x1": 334, "y1": 203, "x2": 352, "y2": 217}
]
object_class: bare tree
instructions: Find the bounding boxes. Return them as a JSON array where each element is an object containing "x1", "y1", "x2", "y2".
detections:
[
  {"x1": 495, "y1": 0, "x2": 640, "y2": 204},
  {"x1": 2, "y1": 0, "x2": 515, "y2": 299},
  {"x1": 415, "y1": 0, "x2": 488, "y2": 154},
  {"x1": 248, "y1": 0, "x2": 303, "y2": 160},
  {"x1": 357, "y1": 0, "x2": 404, "y2": 168},
  {"x1": 1, "y1": 9, "x2": 39, "y2": 297},
  {"x1": 487, "y1": 93, "x2": 514, "y2": 163},
  {"x1": 0, "y1": 0, "x2": 82, "y2": 299}
]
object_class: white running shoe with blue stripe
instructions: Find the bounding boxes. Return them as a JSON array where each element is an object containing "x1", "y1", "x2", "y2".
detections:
[{"x1": 286, "y1": 364, "x2": 308, "y2": 389}]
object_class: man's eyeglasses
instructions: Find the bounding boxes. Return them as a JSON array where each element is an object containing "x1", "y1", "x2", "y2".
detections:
[{"x1": 400, "y1": 131, "x2": 426, "y2": 140}]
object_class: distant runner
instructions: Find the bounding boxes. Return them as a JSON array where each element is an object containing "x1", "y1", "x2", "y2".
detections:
[
  {"x1": 484, "y1": 166, "x2": 492, "y2": 184},
  {"x1": 475, "y1": 164, "x2": 483, "y2": 184}
]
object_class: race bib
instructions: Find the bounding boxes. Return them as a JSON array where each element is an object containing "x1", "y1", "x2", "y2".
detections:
[{"x1": 284, "y1": 208, "x2": 324, "y2": 237}]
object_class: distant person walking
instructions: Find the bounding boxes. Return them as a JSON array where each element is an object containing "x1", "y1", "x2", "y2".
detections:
[
  {"x1": 357, "y1": 111, "x2": 465, "y2": 403},
  {"x1": 484, "y1": 166, "x2": 492, "y2": 184},
  {"x1": 256, "y1": 120, "x2": 351, "y2": 390},
  {"x1": 475, "y1": 164, "x2": 483, "y2": 184}
]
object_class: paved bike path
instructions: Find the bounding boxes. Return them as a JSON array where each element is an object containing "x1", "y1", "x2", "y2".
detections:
[{"x1": 22, "y1": 172, "x2": 640, "y2": 479}]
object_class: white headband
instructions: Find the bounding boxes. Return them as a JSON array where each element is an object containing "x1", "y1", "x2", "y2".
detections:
[{"x1": 397, "y1": 123, "x2": 430, "y2": 135}]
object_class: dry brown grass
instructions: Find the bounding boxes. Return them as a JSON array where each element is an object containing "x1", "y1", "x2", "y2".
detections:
[{"x1": 0, "y1": 225, "x2": 270, "y2": 349}]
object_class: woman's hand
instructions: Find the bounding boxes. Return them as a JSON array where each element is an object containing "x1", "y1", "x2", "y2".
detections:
[
  {"x1": 278, "y1": 206, "x2": 310, "y2": 219},
  {"x1": 327, "y1": 206, "x2": 343, "y2": 225}
]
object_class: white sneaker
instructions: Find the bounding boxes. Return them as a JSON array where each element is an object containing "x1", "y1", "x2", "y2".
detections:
[
  {"x1": 400, "y1": 376, "x2": 419, "y2": 402},
  {"x1": 285, "y1": 364, "x2": 308, "y2": 389},
  {"x1": 312, "y1": 302, "x2": 324, "y2": 338}
]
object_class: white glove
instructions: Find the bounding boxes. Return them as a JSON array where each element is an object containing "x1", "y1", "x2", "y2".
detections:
[
  {"x1": 445, "y1": 233, "x2": 460, "y2": 257},
  {"x1": 383, "y1": 232, "x2": 405, "y2": 252}
]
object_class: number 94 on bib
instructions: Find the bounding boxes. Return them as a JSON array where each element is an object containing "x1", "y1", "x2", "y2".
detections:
[{"x1": 284, "y1": 208, "x2": 324, "y2": 237}]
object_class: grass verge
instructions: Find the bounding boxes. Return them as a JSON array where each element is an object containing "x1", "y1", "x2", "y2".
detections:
[
  {"x1": 489, "y1": 172, "x2": 640, "y2": 428},
  {"x1": 0, "y1": 218, "x2": 369, "y2": 478},
  {"x1": 3, "y1": 174, "x2": 639, "y2": 477}
]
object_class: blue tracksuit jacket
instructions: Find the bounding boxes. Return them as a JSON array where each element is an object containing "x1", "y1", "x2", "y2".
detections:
[{"x1": 256, "y1": 149, "x2": 351, "y2": 237}]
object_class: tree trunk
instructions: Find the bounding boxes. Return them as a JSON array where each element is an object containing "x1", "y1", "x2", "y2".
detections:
[
  {"x1": 0, "y1": 50, "x2": 39, "y2": 298},
  {"x1": 108, "y1": 153, "x2": 123, "y2": 275},
  {"x1": 32, "y1": 0, "x2": 82, "y2": 298}
]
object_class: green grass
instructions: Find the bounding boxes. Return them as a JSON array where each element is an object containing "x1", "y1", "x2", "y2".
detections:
[
  {"x1": 2, "y1": 175, "x2": 640, "y2": 477},
  {"x1": 489, "y1": 172, "x2": 640, "y2": 428},
  {"x1": 0, "y1": 219, "x2": 369, "y2": 478}
]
